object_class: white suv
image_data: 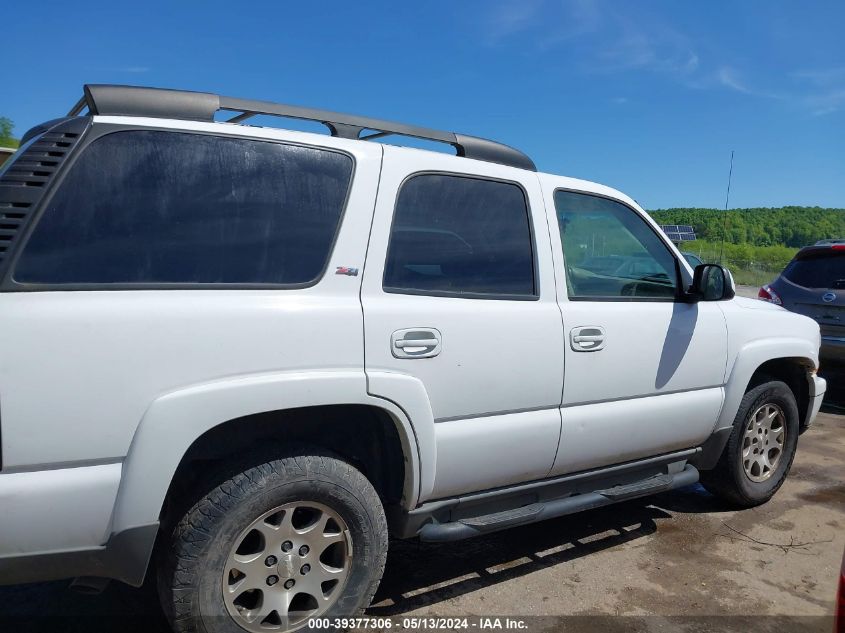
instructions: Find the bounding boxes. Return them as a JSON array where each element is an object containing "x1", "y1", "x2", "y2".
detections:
[{"x1": 0, "y1": 85, "x2": 826, "y2": 633}]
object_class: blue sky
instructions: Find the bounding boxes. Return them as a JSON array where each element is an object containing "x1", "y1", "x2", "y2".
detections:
[{"x1": 3, "y1": 1, "x2": 843, "y2": 209}]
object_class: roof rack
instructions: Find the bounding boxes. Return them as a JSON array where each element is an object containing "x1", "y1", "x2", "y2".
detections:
[{"x1": 68, "y1": 84, "x2": 536, "y2": 171}]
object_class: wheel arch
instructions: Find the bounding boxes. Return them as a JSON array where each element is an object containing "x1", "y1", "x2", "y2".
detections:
[
  {"x1": 695, "y1": 341, "x2": 818, "y2": 471},
  {"x1": 718, "y1": 338, "x2": 818, "y2": 432},
  {"x1": 159, "y1": 404, "x2": 408, "y2": 526},
  {"x1": 109, "y1": 370, "x2": 430, "y2": 537},
  {"x1": 748, "y1": 357, "x2": 813, "y2": 430}
]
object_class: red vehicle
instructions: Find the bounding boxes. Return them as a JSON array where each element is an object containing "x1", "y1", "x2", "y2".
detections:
[{"x1": 837, "y1": 548, "x2": 845, "y2": 633}]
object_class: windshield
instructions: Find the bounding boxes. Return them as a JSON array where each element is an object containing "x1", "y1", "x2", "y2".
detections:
[{"x1": 782, "y1": 251, "x2": 845, "y2": 289}]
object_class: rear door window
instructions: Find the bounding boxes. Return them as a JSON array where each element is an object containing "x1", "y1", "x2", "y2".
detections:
[
  {"x1": 14, "y1": 130, "x2": 353, "y2": 286},
  {"x1": 383, "y1": 174, "x2": 536, "y2": 298}
]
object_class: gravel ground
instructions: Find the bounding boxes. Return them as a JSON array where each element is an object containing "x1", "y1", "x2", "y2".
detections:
[
  {"x1": 1, "y1": 386, "x2": 842, "y2": 633},
  {"x1": 373, "y1": 407, "x2": 844, "y2": 632},
  {"x1": 735, "y1": 284, "x2": 760, "y2": 299}
]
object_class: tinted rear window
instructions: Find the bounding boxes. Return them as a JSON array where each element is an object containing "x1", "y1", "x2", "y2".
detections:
[
  {"x1": 14, "y1": 131, "x2": 353, "y2": 285},
  {"x1": 383, "y1": 174, "x2": 535, "y2": 297},
  {"x1": 783, "y1": 251, "x2": 845, "y2": 289}
]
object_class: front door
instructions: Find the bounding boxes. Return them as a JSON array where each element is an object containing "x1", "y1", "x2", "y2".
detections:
[
  {"x1": 362, "y1": 149, "x2": 564, "y2": 501},
  {"x1": 541, "y1": 180, "x2": 728, "y2": 475}
]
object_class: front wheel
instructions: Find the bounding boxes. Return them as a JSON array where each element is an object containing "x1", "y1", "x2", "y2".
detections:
[
  {"x1": 701, "y1": 380, "x2": 799, "y2": 507},
  {"x1": 158, "y1": 452, "x2": 388, "y2": 633}
]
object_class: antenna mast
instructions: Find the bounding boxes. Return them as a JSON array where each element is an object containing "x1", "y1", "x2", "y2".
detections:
[{"x1": 719, "y1": 150, "x2": 735, "y2": 263}]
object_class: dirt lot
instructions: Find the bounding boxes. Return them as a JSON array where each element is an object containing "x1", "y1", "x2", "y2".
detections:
[
  {"x1": 735, "y1": 284, "x2": 761, "y2": 299},
  {"x1": 374, "y1": 405, "x2": 844, "y2": 632},
  {"x1": 1, "y1": 385, "x2": 843, "y2": 633}
]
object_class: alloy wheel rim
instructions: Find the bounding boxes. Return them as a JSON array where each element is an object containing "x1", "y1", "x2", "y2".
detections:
[
  {"x1": 222, "y1": 501, "x2": 352, "y2": 632},
  {"x1": 741, "y1": 403, "x2": 786, "y2": 483}
]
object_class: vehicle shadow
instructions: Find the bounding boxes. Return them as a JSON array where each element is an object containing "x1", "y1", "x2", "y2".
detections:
[
  {"x1": 0, "y1": 574, "x2": 169, "y2": 633},
  {"x1": 368, "y1": 499, "x2": 681, "y2": 615},
  {"x1": 655, "y1": 302, "x2": 697, "y2": 389},
  {"x1": 0, "y1": 485, "x2": 738, "y2": 631},
  {"x1": 0, "y1": 497, "x2": 692, "y2": 631},
  {"x1": 820, "y1": 366, "x2": 844, "y2": 413}
]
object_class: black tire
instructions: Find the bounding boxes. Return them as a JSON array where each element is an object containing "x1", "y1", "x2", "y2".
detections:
[
  {"x1": 157, "y1": 451, "x2": 388, "y2": 633},
  {"x1": 700, "y1": 380, "x2": 799, "y2": 507}
]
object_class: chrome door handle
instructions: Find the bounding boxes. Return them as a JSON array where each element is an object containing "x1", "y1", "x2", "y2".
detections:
[
  {"x1": 395, "y1": 338, "x2": 440, "y2": 348},
  {"x1": 391, "y1": 328, "x2": 442, "y2": 359},
  {"x1": 570, "y1": 326, "x2": 606, "y2": 352}
]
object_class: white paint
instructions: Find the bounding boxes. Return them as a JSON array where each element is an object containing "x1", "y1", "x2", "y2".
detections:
[
  {"x1": 361, "y1": 147, "x2": 565, "y2": 499},
  {"x1": 0, "y1": 114, "x2": 826, "y2": 569},
  {"x1": 0, "y1": 463, "x2": 121, "y2": 555}
]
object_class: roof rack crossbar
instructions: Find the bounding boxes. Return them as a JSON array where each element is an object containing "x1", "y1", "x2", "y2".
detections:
[
  {"x1": 68, "y1": 95, "x2": 89, "y2": 117},
  {"x1": 226, "y1": 112, "x2": 256, "y2": 124},
  {"x1": 69, "y1": 84, "x2": 536, "y2": 171},
  {"x1": 360, "y1": 131, "x2": 393, "y2": 141}
]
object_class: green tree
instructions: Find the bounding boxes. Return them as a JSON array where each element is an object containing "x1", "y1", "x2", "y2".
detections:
[
  {"x1": 649, "y1": 207, "x2": 845, "y2": 249},
  {"x1": 0, "y1": 117, "x2": 19, "y2": 149}
]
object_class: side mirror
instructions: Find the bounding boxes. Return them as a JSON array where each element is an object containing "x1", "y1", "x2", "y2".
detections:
[{"x1": 690, "y1": 264, "x2": 736, "y2": 301}]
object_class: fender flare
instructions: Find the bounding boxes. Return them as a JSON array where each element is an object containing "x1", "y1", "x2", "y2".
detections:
[
  {"x1": 109, "y1": 369, "x2": 435, "y2": 535},
  {"x1": 716, "y1": 337, "x2": 818, "y2": 431}
]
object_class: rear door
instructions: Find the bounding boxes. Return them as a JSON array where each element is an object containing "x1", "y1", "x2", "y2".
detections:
[{"x1": 362, "y1": 148, "x2": 564, "y2": 501}]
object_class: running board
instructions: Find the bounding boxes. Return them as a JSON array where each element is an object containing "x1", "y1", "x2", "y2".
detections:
[{"x1": 418, "y1": 464, "x2": 699, "y2": 542}]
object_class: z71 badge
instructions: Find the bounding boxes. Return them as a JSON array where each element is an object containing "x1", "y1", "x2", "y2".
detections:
[{"x1": 335, "y1": 266, "x2": 359, "y2": 276}]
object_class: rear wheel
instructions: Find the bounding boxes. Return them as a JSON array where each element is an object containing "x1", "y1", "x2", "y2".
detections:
[
  {"x1": 158, "y1": 452, "x2": 388, "y2": 633},
  {"x1": 701, "y1": 380, "x2": 799, "y2": 507}
]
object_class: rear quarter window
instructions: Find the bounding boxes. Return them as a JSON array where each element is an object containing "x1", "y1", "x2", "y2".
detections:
[{"x1": 13, "y1": 130, "x2": 353, "y2": 286}]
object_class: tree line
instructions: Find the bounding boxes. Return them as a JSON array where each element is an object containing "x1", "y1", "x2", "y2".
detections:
[{"x1": 648, "y1": 207, "x2": 845, "y2": 249}]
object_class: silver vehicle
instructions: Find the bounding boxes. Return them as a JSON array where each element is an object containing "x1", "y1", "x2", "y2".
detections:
[
  {"x1": 759, "y1": 240, "x2": 845, "y2": 364},
  {"x1": 0, "y1": 85, "x2": 827, "y2": 633},
  {"x1": 682, "y1": 251, "x2": 704, "y2": 268}
]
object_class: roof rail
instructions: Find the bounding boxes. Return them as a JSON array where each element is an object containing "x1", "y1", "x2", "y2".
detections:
[{"x1": 69, "y1": 85, "x2": 536, "y2": 171}]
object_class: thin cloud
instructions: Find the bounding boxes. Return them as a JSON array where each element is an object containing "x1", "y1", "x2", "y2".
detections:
[
  {"x1": 716, "y1": 67, "x2": 753, "y2": 94},
  {"x1": 683, "y1": 53, "x2": 700, "y2": 73},
  {"x1": 484, "y1": 0, "x2": 544, "y2": 42},
  {"x1": 791, "y1": 66, "x2": 845, "y2": 86},
  {"x1": 803, "y1": 88, "x2": 845, "y2": 116},
  {"x1": 485, "y1": 0, "x2": 699, "y2": 79},
  {"x1": 694, "y1": 67, "x2": 784, "y2": 101},
  {"x1": 708, "y1": 66, "x2": 844, "y2": 116},
  {"x1": 593, "y1": 34, "x2": 698, "y2": 76},
  {"x1": 791, "y1": 67, "x2": 845, "y2": 115},
  {"x1": 535, "y1": 0, "x2": 602, "y2": 49},
  {"x1": 482, "y1": 1, "x2": 843, "y2": 116}
]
